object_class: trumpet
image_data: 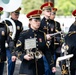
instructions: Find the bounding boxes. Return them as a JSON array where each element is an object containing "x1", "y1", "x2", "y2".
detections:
[{"x1": 48, "y1": 31, "x2": 63, "y2": 37}]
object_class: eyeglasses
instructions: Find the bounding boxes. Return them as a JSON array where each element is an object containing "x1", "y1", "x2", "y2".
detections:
[{"x1": 51, "y1": 12, "x2": 56, "y2": 15}]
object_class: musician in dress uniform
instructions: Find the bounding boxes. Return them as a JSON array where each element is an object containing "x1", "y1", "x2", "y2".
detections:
[
  {"x1": 65, "y1": 9, "x2": 76, "y2": 75},
  {"x1": 50, "y1": 7, "x2": 63, "y2": 75},
  {"x1": 12, "y1": 9, "x2": 56, "y2": 75},
  {"x1": 2, "y1": 7, "x2": 23, "y2": 75},
  {"x1": 40, "y1": 2, "x2": 56, "y2": 75},
  {"x1": 0, "y1": 7, "x2": 11, "y2": 75},
  {"x1": 50, "y1": 7, "x2": 62, "y2": 66},
  {"x1": 69, "y1": 10, "x2": 76, "y2": 31}
]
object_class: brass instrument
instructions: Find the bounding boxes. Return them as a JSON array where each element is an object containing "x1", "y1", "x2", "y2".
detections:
[
  {"x1": 26, "y1": 49, "x2": 43, "y2": 59},
  {"x1": 35, "y1": 50, "x2": 43, "y2": 59},
  {"x1": 0, "y1": 0, "x2": 22, "y2": 40},
  {"x1": 3, "y1": 18, "x2": 16, "y2": 40},
  {"x1": 0, "y1": 0, "x2": 22, "y2": 12},
  {"x1": 26, "y1": 49, "x2": 34, "y2": 59},
  {"x1": 48, "y1": 31, "x2": 62, "y2": 37},
  {"x1": 57, "y1": 43, "x2": 73, "y2": 75}
]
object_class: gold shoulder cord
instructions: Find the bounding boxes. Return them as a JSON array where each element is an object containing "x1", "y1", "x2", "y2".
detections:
[
  {"x1": 44, "y1": 31, "x2": 49, "y2": 48},
  {"x1": 39, "y1": 30, "x2": 46, "y2": 41},
  {"x1": 46, "y1": 21, "x2": 51, "y2": 48},
  {"x1": 39, "y1": 30, "x2": 49, "y2": 48},
  {"x1": 4, "y1": 20, "x2": 10, "y2": 36}
]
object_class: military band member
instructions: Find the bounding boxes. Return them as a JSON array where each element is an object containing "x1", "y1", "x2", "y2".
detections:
[
  {"x1": 50, "y1": 7, "x2": 66, "y2": 75},
  {"x1": 67, "y1": 9, "x2": 76, "y2": 75},
  {"x1": 2, "y1": 7, "x2": 23, "y2": 75},
  {"x1": 40, "y1": 2, "x2": 55, "y2": 55},
  {"x1": 69, "y1": 10, "x2": 76, "y2": 31},
  {"x1": 12, "y1": 10, "x2": 56, "y2": 75},
  {"x1": 50, "y1": 7, "x2": 62, "y2": 65},
  {"x1": 0, "y1": 7, "x2": 11, "y2": 75},
  {"x1": 40, "y1": 2, "x2": 56, "y2": 75}
]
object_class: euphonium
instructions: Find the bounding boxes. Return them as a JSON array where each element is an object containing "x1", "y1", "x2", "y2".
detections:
[
  {"x1": 26, "y1": 49, "x2": 34, "y2": 59},
  {"x1": 0, "y1": 0, "x2": 22, "y2": 12},
  {"x1": 35, "y1": 50, "x2": 43, "y2": 59},
  {"x1": 26, "y1": 50, "x2": 43, "y2": 59}
]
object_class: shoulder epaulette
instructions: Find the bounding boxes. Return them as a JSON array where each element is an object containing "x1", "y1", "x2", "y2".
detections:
[{"x1": 21, "y1": 29, "x2": 29, "y2": 34}]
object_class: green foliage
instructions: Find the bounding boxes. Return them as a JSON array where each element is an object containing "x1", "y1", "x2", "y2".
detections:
[
  {"x1": 55, "y1": 0, "x2": 76, "y2": 16},
  {"x1": 21, "y1": 0, "x2": 76, "y2": 16},
  {"x1": 21, "y1": 0, "x2": 44, "y2": 14}
]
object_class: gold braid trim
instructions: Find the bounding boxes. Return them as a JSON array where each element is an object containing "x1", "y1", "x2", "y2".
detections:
[
  {"x1": 39, "y1": 30, "x2": 49, "y2": 48},
  {"x1": 16, "y1": 40, "x2": 22, "y2": 47},
  {"x1": 61, "y1": 65, "x2": 68, "y2": 75},
  {"x1": 4, "y1": 20, "x2": 10, "y2": 35},
  {"x1": 50, "y1": 56, "x2": 54, "y2": 66},
  {"x1": 44, "y1": 32, "x2": 49, "y2": 48},
  {"x1": 68, "y1": 31, "x2": 76, "y2": 36}
]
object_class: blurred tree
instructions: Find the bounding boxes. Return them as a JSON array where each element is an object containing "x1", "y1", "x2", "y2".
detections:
[
  {"x1": 21, "y1": 0, "x2": 44, "y2": 14},
  {"x1": 55, "y1": 0, "x2": 76, "y2": 16},
  {"x1": 44, "y1": 0, "x2": 54, "y2": 6},
  {"x1": 21, "y1": 0, "x2": 76, "y2": 16}
]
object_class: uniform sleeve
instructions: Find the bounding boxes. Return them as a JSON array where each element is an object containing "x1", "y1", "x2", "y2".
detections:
[{"x1": 12, "y1": 32, "x2": 25, "y2": 61}]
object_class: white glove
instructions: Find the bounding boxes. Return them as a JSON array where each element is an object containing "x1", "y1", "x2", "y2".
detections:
[{"x1": 52, "y1": 67, "x2": 56, "y2": 73}]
